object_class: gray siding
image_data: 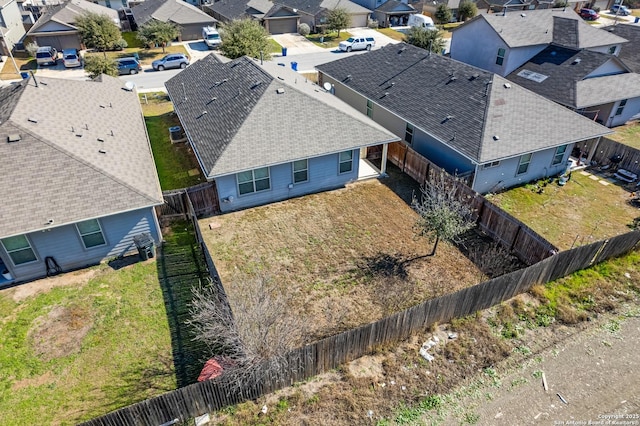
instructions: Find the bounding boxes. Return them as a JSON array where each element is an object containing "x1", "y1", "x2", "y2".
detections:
[
  {"x1": 215, "y1": 150, "x2": 360, "y2": 212},
  {"x1": 1, "y1": 207, "x2": 160, "y2": 283}
]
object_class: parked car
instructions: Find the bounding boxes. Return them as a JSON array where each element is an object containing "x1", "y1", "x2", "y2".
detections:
[
  {"x1": 407, "y1": 14, "x2": 437, "y2": 30},
  {"x1": 62, "y1": 49, "x2": 82, "y2": 68},
  {"x1": 35, "y1": 46, "x2": 58, "y2": 66},
  {"x1": 152, "y1": 53, "x2": 189, "y2": 71},
  {"x1": 116, "y1": 57, "x2": 142, "y2": 75},
  {"x1": 610, "y1": 4, "x2": 631, "y2": 15},
  {"x1": 338, "y1": 37, "x2": 376, "y2": 52},
  {"x1": 579, "y1": 8, "x2": 600, "y2": 20},
  {"x1": 202, "y1": 26, "x2": 221, "y2": 50}
]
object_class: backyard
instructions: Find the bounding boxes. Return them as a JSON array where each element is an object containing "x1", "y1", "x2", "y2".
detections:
[
  {"x1": 200, "y1": 175, "x2": 501, "y2": 342},
  {"x1": 487, "y1": 170, "x2": 640, "y2": 250},
  {"x1": 607, "y1": 120, "x2": 640, "y2": 150}
]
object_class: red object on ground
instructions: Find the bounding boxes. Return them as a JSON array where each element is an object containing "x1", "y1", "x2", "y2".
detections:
[{"x1": 197, "y1": 358, "x2": 224, "y2": 382}]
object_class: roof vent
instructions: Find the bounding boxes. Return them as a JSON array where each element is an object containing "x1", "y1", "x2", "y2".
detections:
[
  {"x1": 98, "y1": 149, "x2": 106, "y2": 154},
  {"x1": 207, "y1": 97, "x2": 217, "y2": 104},
  {"x1": 251, "y1": 81, "x2": 262, "y2": 89},
  {"x1": 493, "y1": 135, "x2": 500, "y2": 141},
  {"x1": 276, "y1": 88, "x2": 285, "y2": 94},
  {"x1": 572, "y1": 58, "x2": 582, "y2": 65},
  {"x1": 503, "y1": 83, "x2": 511, "y2": 89},
  {"x1": 28, "y1": 117, "x2": 38, "y2": 123},
  {"x1": 97, "y1": 137, "x2": 104, "y2": 142},
  {"x1": 7, "y1": 134, "x2": 21, "y2": 143},
  {"x1": 344, "y1": 74, "x2": 352, "y2": 81},
  {"x1": 520, "y1": 13, "x2": 526, "y2": 17},
  {"x1": 470, "y1": 73, "x2": 480, "y2": 80}
]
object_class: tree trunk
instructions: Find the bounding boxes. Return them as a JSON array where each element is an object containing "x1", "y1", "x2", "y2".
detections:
[{"x1": 430, "y1": 236, "x2": 440, "y2": 256}]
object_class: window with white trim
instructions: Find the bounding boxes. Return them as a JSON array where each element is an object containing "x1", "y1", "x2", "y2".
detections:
[
  {"x1": 293, "y1": 159, "x2": 308, "y2": 183},
  {"x1": 366, "y1": 100, "x2": 373, "y2": 118},
  {"x1": 615, "y1": 99, "x2": 627, "y2": 116},
  {"x1": 405, "y1": 123, "x2": 414, "y2": 145},
  {"x1": 608, "y1": 46, "x2": 616, "y2": 54},
  {"x1": 496, "y1": 48, "x2": 506, "y2": 66},
  {"x1": 339, "y1": 150, "x2": 353, "y2": 174},
  {"x1": 76, "y1": 219, "x2": 106, "y2": 248},
  {"x1": 552, "y1": 145, "x2": 567, "y2": 165},
  {"x1": 237, "y1": 167, "x2": 270, "y2": 195},
  {"x1": 1, "y1": 235, "x2": 37, "y2": 265},
  {"x1": 483, "y1": 161, "x2": 500, "y2": 169},
  {"x1": 517, "y1": 153, "x2": 532, "y2": 175}
]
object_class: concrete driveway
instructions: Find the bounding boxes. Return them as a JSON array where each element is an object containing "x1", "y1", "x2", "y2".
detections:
[
  {"x1": 35, "y1": 61, "x2": 89, "y2": 81},
  {"x1": 271, "y1": 33, "x2": 326, "y2": 55}
]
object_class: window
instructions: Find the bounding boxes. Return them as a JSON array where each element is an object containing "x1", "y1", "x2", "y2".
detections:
[
  {"x1": 552, "y1": 145, "x2": 567, "y2": 165},
  {"x1": 76, "y1": 219, "x2": 106, "y2": 248},
  {"x1": 496, "y1": 48, "x2": 506, "y2": 66},
  {"x1": 517, "y1": 153, "x2": 532, "y2": 175},
  {"x1": 237, "y1": 167, "x2": 270, "y2": 195},
  {"x1": 293, "y1": 159, "x2": 308, "y2": 183},
  {"x1": 1, "y1": 235, "x2": 37, "y2": 265},
  {"x1": 615, "y1": 99, "x2": 627, "y2": 116},
  {"x1": 483, "y1": 161, "x2": 500, "y2": 169},
  {"x1": 339, "y1": 150, "x2": 353, "y2": 174},
  {"x1": 405, "y1": 123, "x2": 414, "y2": 145},
  {"x1": 608, "y1": 46, "x2": 616, "y2": 54},
  {"x1": 366, "y1": 100, "x2": 373, "y2": 118}
]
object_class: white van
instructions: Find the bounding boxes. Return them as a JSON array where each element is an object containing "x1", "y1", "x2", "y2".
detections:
[
  {"x1": 202, "y1": 26, "x2": 221, "y2": 49},
  {"x1": 407, "y1": 14, "x2": 436, "y2": 30}
]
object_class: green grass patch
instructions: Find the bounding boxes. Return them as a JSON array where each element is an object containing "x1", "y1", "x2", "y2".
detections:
[
  {"x1": 305, "y1": 31, "x2": 353, "y2": 48},
  {"x1": 608, "y1": 122, "x2": 640, "y2": 150},
  {"x1": 376, "y1": 27, "x2": 406, "y2": 41},
  {"x1": 0, "y1": 261, "x2": 176, "y2": 425},
  {"x1": 140, "y1": 93, "x2": 204, "y2": 190},
  {"x1": 268, "y1": 38, "x2": 283, "y2": 54},
  {"x1": 122, "y1": 31, "x2": 144, "y2": 49}
]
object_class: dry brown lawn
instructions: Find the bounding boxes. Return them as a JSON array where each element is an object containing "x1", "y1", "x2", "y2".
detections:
[{"x1": 200, "y1": 178, "x2": 485, "y2": 341}]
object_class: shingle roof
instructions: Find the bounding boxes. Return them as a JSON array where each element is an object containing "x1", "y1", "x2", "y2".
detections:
[
  {"x1": 375, "y1": 0, "x2": 416, "y2": 13},
  {"x1": 165, "y1": 55, "x2": 399, "y2": 178},
  {"x1": 316, "y1": 43, "x2": 612, "y2": 164},
  {"x1": 576, "y1": 73, "x2": 640, "y2": 109},
  {"x1": 131, "y1": 0, "x2": 216, "y2": 26},
  {"x1": 204, "y1": 0, "x2": 263, "y2": 21},
  {"x1": 0, "y1": 76, "x2": 163, "y2": 238},
  {"x1": 274, "y1": 0, "x2": 371, "y2": 16},
  {"x1": 506, "y1": 45, "x2": 628, "y2": 107},
  {"x1": 459, "y1": 9, "x2": 628, "y2": 49},
  {"x1": 29, "y1": 0, "x2": 119, "y2": 34},
  {"x1": 602, "y1": 23, "x2": 640, "y2": 73}
]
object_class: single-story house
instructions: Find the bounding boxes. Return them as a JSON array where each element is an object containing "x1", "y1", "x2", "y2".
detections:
[
  {"x1": 202, "y1": 0, "x2": 274, "y2": 23},
  {"x1": 0, "y1": 0, "x2": 27, "y2": 56},
  {"x1": 0, "y1": 75, "x2": 164, "y2": 285},
  {"x1": 450, "y1": 8, "x2": 628, "y2": 77},
  {"x1": 316, "y1": 43, "x2": 613, "y2": 194},
  {"x1": 164, "y1": 55, "x2": 400, "y2": 213},
  {"x1": 130, "y1": 0, "x2": 218, "y2": 40},
  {"x1": 27, "y1": 0, "x2": 120, "y2": 51},
  {"x1": 373, "y1": 0, "x2": 417, "y2": 27},
  {"x1": 506, "y1": 44, "x2": 640, "y2": 127}
]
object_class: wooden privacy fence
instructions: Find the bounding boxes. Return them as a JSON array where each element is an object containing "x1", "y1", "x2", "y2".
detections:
[
  {"x1": 80, "y1": 230, "x2": 640, "y2": 426},
  {"x1": 387, "y1": 142, "x2": 557, "y2": 264},
  {"x1": 156, "y1": 182, "x2": 220, "y2": 219},
  {"x1": 591, "y1": 137, "x2": 640, "y2": 176}
]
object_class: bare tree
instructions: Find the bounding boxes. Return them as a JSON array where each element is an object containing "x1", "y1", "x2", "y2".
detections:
[
  {"x1": 412, "y1": 172, "x2": 477, "y2": 256},
  {"x1": 188, "y1": 273, "x2": 306, "y2": 387}
]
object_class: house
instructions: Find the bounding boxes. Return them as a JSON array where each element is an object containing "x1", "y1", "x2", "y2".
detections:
[
  {"x1": 204, "y1": 0, "x2": 371, "y2": 34},
  {"x1": 373, "y1": 0, "x2": 417, "y2": 27},
  {"x1": 164, "y1": 55, "x2": 400, "y2": 213},
  {"x1": 26, "y1": 0, "x2": 120, "y2": 51},
  {"x1": 0, "y1": 0, "x2": 27, "y2": 56},
  {"x1": 602, "y1": 23, "x2": 640, "y2": 74},
  {"x1": 0, "y1": 75, "x2": 164, "y2": 285},
  {"x1": 506, "y1": 44, "x2": 640, "y2": 127},
  {"x1": 130, "y1": 0, "x2": 217, "y2": 40},
  {"x1": 316, "y1": 43, "x2": 613, "y2": 194},
  {"x1": 450, "y1": 8, "x2": 628, "y2": 77},
  {"x1": 421, "y1": 0, "x2": 461, "y2": 23}
]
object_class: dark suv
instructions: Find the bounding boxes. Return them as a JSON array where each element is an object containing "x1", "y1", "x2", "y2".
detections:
[
  {"x1": 116, "y1": 57, "x2": 142, "y2": 75},
  {"x1": 579, "y1": 8, "x2": 600, "y2": 20}
]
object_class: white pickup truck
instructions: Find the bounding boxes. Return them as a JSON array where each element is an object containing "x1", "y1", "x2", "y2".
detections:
[{"x1": 338, "y1": 37, "x2": 375, "y2": 52}]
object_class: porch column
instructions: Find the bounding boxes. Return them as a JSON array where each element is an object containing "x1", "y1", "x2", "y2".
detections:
[
  {"x1": 380, "y1": 143, "x2": 389, "y2": 177},
  {"x1": 586, "y1": 136, "x2": 601, "y2": 164}
]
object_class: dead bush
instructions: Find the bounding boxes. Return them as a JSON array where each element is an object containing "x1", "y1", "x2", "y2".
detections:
[{"x1": 556, "y1": 304, "x2": 588, "y2": 324}]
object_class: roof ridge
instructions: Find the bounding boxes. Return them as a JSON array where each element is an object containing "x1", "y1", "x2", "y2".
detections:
[{"x1": 477, "y1": 75, "x2": 495, "y2": 163}]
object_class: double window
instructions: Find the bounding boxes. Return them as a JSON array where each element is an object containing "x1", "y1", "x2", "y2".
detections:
[
  {"x1": 552, "y1": 145, "x2": 567, "y2": 166},
  {"x1": 76, "y1": 219, "x2": 106, "y2": 248},
  {"x1": 237, "y1": 167, "x2": 270, "y2": 195},
  {"x1": 339, "y1": 150, "x2": 353, "y2": 174},
  {"x1": 405, "y1": 123, "x2": 414, "y2": 145},
  {"x1": 517, "y1": 153, "x2": 532, "y2": 175},
  {"x1": 366, "y1": 100, "x2": 373, "y2": 118},
  {"x1": 1, "y1": 235, "x2": 37, "y2": 266},
  {"x1": 496, "y1": 48, "x2": 506, "y2": 66},
  {"x1": 483, "y1": 161, "x2": 500, "y2": 169},
  {"x1": 293, "y1": 159, "x2": 308, "y2": 183},
  {"x1": 616, "y1": 99, "x2": 627, "y2": 116}
]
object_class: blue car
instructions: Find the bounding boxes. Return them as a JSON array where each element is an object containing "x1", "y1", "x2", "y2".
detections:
[{"x1": 116, "y1": 57, "x2": 142, "y2": 75}]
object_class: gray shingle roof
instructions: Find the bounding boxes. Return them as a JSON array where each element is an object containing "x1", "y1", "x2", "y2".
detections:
[
  {"x1": 375, "y1": 0, "x2": 416, "y2": 13},
  {"x1": 576, "y1": 73, "x2": 640, "y2": 109},
  {"x1": 460, "y1": 8, "x2": 628, "y2": 49},
  {"x1": 602, "y1": 23, "x2": 640, "y2": 73},
  {"x1": 505, "y1": 45, "x2": 628, "y2": 107},
  {"x1": 165, "y1": 55, "x2": 399, "y2": 178},
  {"x1": 204, "y1": 0, "x2": 265, "y2": 21},
  {"x1": 316, "y1": 43, "x2": 612, "y2": 164},
  {"x1": 29, "y1": 0, "x2": 119, "y2": 34},
  {"x1": 0, "y1": 76, "x2": 163, "y2": 238},
  {"x1": 131, "y1": 0, "x2": 216, "y2": 26}
]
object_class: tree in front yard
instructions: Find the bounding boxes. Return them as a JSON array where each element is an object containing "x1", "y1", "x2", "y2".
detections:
[
  {"x1": 84, "y1": 55, "x2": 118, "y2": 79},
  {"x1": 457, "y1": 0, "x2": 478, "y2": 21},
  {"x1": 327, "y1": 7, "x2": 350, "y2": 37},
  {"x1": 136, "y1": 20, "x2": 180, "y2": 53},
  {"x1": 412, "y1": 172, "x2": 477, "y2": 256},
  {"x1": 219, "y1": 19, "x2": 271, "y2": 60},
  {"x1": 75, "y1": 13, "x2": 123, "y2": 57},
  {"x1": 404, "y1": 27, "x2": 446, "y2": 53},
  {"x1": 435, "y1": 4, "x2": 453, "y2": 25}
]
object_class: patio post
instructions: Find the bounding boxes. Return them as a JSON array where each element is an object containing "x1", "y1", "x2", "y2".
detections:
[{"x1": 381, "y1": 143, "x2": 389, "y2": 176}]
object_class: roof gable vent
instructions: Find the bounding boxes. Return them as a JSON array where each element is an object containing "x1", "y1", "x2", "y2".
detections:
[{"x1": 7, "y1": 134, "x2": 21, "y2": 143}]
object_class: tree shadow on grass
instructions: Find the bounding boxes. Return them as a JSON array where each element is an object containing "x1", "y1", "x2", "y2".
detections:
[{"x1": 357, "y1": 252, "x2": 411, "y2": 280}]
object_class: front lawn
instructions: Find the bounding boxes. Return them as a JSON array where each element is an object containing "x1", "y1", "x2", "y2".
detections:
[
  {"x1": 608, "y1": 121, "x2": 640, "y2": 150},
  {"x1": 376, "y1": 27, "x2": 406, "y2": 41},
  {"x1": 306, "y1": 31, "x2": 353, "y2": 48},
  {"x1": 487, "y1": 171, "x2": 640, "y2": 250},
  {"x1": 0, "y1": 52, "x2": 37, "y2": 80},
  {"x1": 140, "y1": 93, "x2": 204, "y2": 190}
]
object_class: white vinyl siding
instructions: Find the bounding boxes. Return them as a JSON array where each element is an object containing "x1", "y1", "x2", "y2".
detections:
[
  {"x1": 237, "y1": 167, "x2": 271, "y2": 195},
  {"x1": 1, "y1": 235, "x2": 37, "y2": 266},
  {"x1": 293, "y1": 159, "x2": 308, "y2": 183},
  {"x1": 76, "y1": 219, "x2": 106, "y2": 248},
  {"x1": 339, "y1": 150, "x2": 353, "y2": 174}
]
